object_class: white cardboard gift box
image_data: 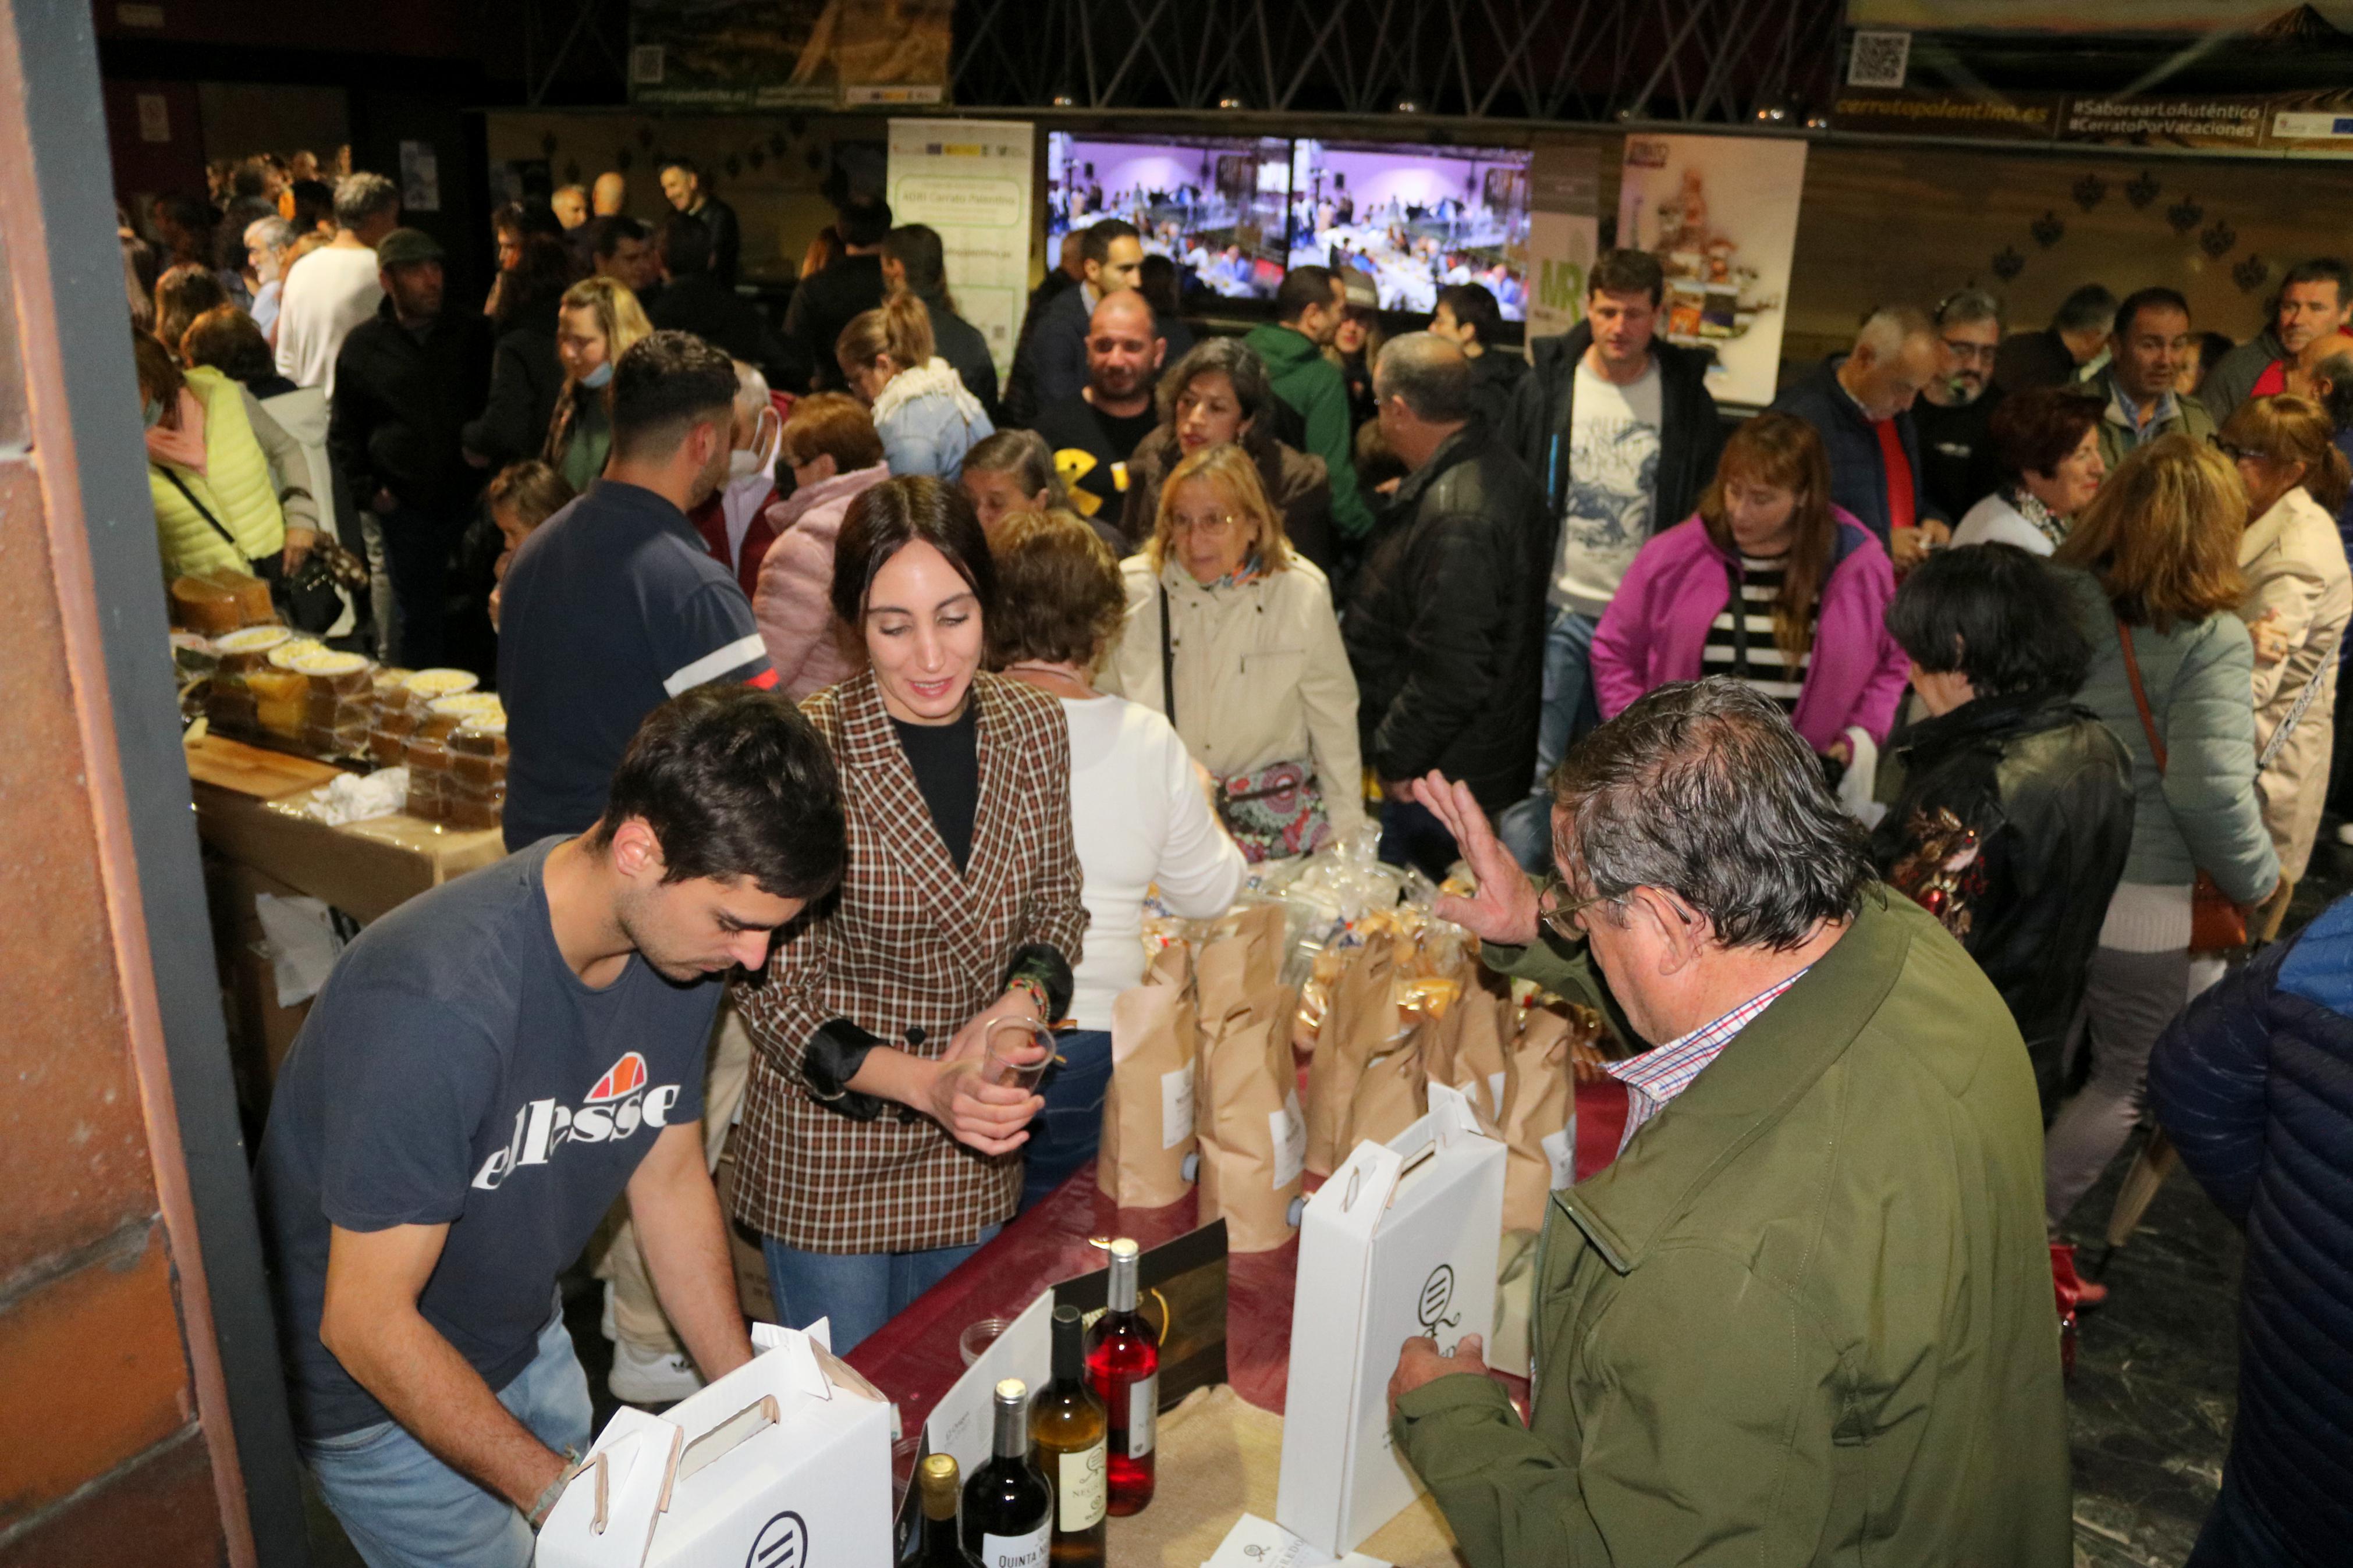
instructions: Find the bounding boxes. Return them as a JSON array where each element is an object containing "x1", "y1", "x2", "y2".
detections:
[
  {"x1": 1274, "y1": 1083, "x2": 1506, "y2": 1558},
  {"x1": 537, "y1": 1321, "x2": 895, "y2": 1568}
]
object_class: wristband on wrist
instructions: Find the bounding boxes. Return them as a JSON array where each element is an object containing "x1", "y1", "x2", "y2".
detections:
[
  {"x1": 1005, "y1": 975, "x2": 1050, "y2": 1018},
  {"x1": 526, "y1": 1446, "x2": 584, "y2": 1530}
]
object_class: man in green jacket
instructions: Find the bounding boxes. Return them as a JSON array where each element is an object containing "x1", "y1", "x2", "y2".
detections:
[
  {"x1": 1387, "y1": 678, "x2": 2071, "y2": 1568},
  {"x1": 1245, "y1": 265, "x2": 1375, "y2": 541}
]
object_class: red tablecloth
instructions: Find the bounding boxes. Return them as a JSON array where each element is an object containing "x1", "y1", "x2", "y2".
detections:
[{"x1": 844, "y1": 1078, "x2": 1631, "y2": 1432}]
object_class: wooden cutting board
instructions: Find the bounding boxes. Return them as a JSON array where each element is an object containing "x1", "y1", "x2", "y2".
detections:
[{"x1": 184, "y1": 733, "x2": 344, "y2": 800}]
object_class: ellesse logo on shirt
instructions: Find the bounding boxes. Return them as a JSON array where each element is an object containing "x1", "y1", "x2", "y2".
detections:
[{"x1": 470, "y1": 1050, "x2": 682, "y2": 1190}]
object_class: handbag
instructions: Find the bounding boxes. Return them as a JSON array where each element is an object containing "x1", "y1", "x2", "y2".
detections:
[
  {"x1": 161, "y1": 466, "x2": 363, "y2": 636},
  {"x1": 1161, "y1": 582, "x2": 1331, "y2": 861},
  {"x1": 2116, "y1": 617, "x2": 2248, "y2": 954}
]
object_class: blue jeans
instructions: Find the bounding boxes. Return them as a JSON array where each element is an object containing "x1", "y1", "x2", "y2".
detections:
[
  {"x1": 303, "y1": 1295, "x2": 591, "y2": 1568},
  {"x1": 761, "y1": 1224, "x2": 1003, "y2": 1354},
  {"x1": 1380, "y1": 797, "x2": 1462, "y2": 881},
  {"x1": 1499, "y1": 606, "x2": 1603, "y2": 873},
  {"x1": 1022, "y1": 1028, "x2": 1112, "y2": 1211}
]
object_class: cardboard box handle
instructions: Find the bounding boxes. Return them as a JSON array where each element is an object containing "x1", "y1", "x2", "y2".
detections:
[
  {"x1": 677, "y1": 1393, "x2": 780, "y2": 1484},
  {"x1": 589, "y1": 1450, "x2": 610, "y2": 1535}
]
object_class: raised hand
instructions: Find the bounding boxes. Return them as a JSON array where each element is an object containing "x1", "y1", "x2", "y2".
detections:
[{"x1": 1404, "y1": 771, "x2": 1541, "y2": 947}]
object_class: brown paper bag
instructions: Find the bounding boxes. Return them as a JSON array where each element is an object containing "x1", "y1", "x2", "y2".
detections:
[
  {"x1": 1196, "y1": 902, "x2": 1286, "y2": 1021},
  {"x1": 1427, "y1": 964, "x2": 1511, "y2": 1119},
  {"x1": 1346, "y1": 1016, "x2": 1433, "y2": 1151},
  {"x1": 1498, "y1": 1004, "x2": 1575, "y2": 1233},
  {"x1": 1303, "y1": 931, "x2": 1397, "y2": 1176},
  {"x1": 1098, "y1": 945, "x2": 1199, "y2": 1209},
  {"x1": 1195, "y1": 1002, "x2": 1306, "y2": 1253}
]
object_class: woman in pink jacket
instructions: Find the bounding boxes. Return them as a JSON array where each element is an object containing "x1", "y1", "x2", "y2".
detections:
[
  {"x1": 1592, "y1": 411, "x2": 1910, "y2": 765},
  {"x1": 754, "y1": 393, "x2": 893, "y2": 701}
]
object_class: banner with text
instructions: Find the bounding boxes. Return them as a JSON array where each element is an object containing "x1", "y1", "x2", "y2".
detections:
[
  {"x1": 887, "y1": 119, "x2": 1035, "y2": 379},
  {"x1": 1520, "y1": 142, "x2": 1600, "y2": 349}
]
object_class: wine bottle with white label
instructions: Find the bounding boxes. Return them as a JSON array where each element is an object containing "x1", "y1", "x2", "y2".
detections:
[
  {"x1": 1086, "y1": 1236, "x2": 1159, "y2": 1514},
  {"x1": 963, "y1": 1378, "x2": 1053, "y2": 1568},
  {"x1": 1030, "y1": 1305, "x2": 1107, "y2": 1565}
]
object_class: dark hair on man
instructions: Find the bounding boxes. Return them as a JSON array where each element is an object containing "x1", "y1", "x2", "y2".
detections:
[
  {"x1": 1373, "y1": 331, "x2": 1473, "y2": 423},
  {"x1": 986, "y1": 510, "x2": 1125, "y2": 669},
  {"x1": 1934, "y1": 287, "x2": 2004, "y2": 332},
  {"x1": 2191, "y1": 330, "x2": 2235, "y2": 382},
  {"x1": 837, "y1": 193, "x2": 895, "y2": 249},
  {"x1": 609, "y1": 330, "x2": 740, "y2": 460},
  {"x1": 495, "y1": 234, "x2": 577, "y2": 331},
  {"x1": 829, "y1": 474, "x2": 998, "y2": 627},
  {"x1": 1080, "y1": 217, "x2": 1139, "y2": 269},
  {"x1": 2051, "y1": 283, "x2": 2118, "y2": 336},
  {"x1": 1436, "y1": 282, "x2": 1503, "y2": 347},
  {"x1": 592, "y1": 214, "x2": 650, "y2": 262},
  {"x1": 1587, "y1": 248, "x2": 1665, "y2": 307},
  {"x1": 1549, "y1": 678, "x2": 1873, "y2": 951},
  {"x1": 2313, "y1": 348, "x2": 2353, "y2": 429},
  {"x1": 590, "y1": 684, "x2": 845, "y2": 901},
  {"x1": 179, "y1": 304, "x2": 276, "y2": 384},
  {"x1": 1988, "y1": 386, "x2": 2103, "y2": 481},
  {"x1": 153, "y1": 192, "x2": 216, "y2": 240},
  {"x1": 2114, "y1": 286, "x2": 2191, "y2": 339},
  {"x1": 331, "y1": 172, "x2": 399, "y2": 230},
  {"x1": 2281, "y1": 256, "x2": 2353, "y2": 307},
  {"x1": 881, "y1": 223, "x2": 953, "y2": 312},
  {"x1": 1887, "y1": 544, "x2": 2092, "y2": 701},
  {"x1": 1137, "y1": 254, "x2": 1181, "y2": 318},
  {"x1": 1275, "y1": 264, "x2": 1339, "y2": 324},
  {"x1": 288, "y1": 179, "x2": 336, "y2": 232},
  {"x1": 658, "y1": 155, "x2": 702, "y2": 179},
  {"x1": 658, "y1": 216, "x2": 712, "y2": 278},
  {"x1": 1154, "y1": 336, "x2": 1277, "y2": 438},
  {"x1": 492, "y1": 200, "x2": 563, "y2": 244}
]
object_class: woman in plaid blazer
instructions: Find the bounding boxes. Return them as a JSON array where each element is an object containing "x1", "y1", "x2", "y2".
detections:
[{"x1": 732, "y1": 476, "x2": 1088, "y2": 1351}]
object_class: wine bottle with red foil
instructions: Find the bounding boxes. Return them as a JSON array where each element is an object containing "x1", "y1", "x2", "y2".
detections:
[
  {"x1": 963, "y1": 1378, "x2": 1052, "y2": 1568},
  {"x1": 1085, "y1": 1236, "x2": 1159, "y2": 1514}
]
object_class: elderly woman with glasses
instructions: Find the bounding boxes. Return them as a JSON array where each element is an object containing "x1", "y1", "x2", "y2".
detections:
[{"x1": 1099, "y1": 442, "x2": 1364, "y2": 859}]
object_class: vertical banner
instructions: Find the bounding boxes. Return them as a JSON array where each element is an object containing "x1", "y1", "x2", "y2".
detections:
[
  {"x1": 1520, "y1": 142, "x2": 1600, "y2": 348},
  {"x1": 887, "y1": 120, "x2": 1036, "y2": 380},
  {"x1": 1616, "y1": 134, "x2": 1808, "y2": 408}
]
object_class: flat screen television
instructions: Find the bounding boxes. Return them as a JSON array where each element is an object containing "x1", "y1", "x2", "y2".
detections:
[
  {"x1": 1045, "y1": 132, "x2": 1292, "y2": 301},
  {"x1": 1287, "y1": 140, "x2": 1532, "y2": 318}
]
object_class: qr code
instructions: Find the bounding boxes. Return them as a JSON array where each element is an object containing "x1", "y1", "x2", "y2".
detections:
[
  {"x1": 1848, "y1": 29, "x2": 1911, "y2": 89},
  {"x1": 630, "y1": 44, "x2": 665, "y2": 84}
]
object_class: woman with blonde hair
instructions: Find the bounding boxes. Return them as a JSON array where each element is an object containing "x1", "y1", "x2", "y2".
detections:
[
  {"x1": 2214, "y1": 394, "x2": 2353, "y2": 937},
  {"x1": 1098, "y1": 442, "x2": 1363, "y2": 859},
  {"x1": 544, "y1": 275, "x2": 652, "y2": 490},
  {"x1": 2046, "y1": 432, "x2": 2278, "y2": 1239},
  {"x1": 835, "y1": 293, "x2": 992, "y2": 481}
]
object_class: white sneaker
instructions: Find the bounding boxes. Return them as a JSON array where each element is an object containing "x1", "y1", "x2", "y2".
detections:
[
  {"x1": 608, "y1": 1338, "x2": 707, "y2": 1405},
  {"x1": 2337, "y1": 820, "x2": 2353, "y2": 847}
]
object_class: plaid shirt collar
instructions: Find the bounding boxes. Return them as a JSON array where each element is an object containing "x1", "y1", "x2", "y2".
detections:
[{"x1": 1605, "y1": 966, "x2": 1812, "y2": 1154}]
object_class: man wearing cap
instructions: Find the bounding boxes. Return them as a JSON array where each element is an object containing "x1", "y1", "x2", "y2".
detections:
[{"x1": 328, "y1": 226, "x2": 494, "y2": 667}]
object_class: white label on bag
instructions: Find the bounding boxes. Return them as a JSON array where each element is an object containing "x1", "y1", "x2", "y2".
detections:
[
  {"x1": 1542, "y1": 1126, "x2": 1575, "y2": 1190},
  {"x1": 1270, "y1": 1090, "x2": 1306, "y2": 1189},
  {"x1": 1489, "y1": 1071, "x2": 1507, "y2": 1119},
  {"x1": 981, "y1": 1523, "x2": 1052, "y2": 1567},
  {"x1": 1059, "y1": 1442, "x2": 1108, "y2": 1530},
  {"x1": 1162, "y1": 1062, "x2": 1196, "y2": 1149},
  {"x1": 1129, "y1": 1372, "x2": 1159, "y2": 1456}
]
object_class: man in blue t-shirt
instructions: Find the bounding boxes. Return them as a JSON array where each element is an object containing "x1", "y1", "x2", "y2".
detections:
[
  {"x1": 258, "y1": 687, "x2": 844, "y2": 1568},
  {"x1": 499, "y1": 329, "x2": 780, "y2": 852}
]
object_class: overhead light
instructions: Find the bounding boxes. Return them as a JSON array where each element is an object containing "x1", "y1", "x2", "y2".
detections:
[
  {"x1": 1394, "y1": 97, "x2": 1425, "y2": 115},
  {"x1": 1218, "y1": 90, "x2": 1249, "y2": 111},
  {"x1": 1049, "y1": 87, "x2": 1078, "y2": 108}
]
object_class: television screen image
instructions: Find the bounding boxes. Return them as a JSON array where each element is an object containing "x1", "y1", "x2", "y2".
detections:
[
  {"x1": 1046, "y1": 132, "x2": 1291, "y2": 301},
  {"x1": 1287, "y1": 140, "x2": 1532, "y2": 318}
]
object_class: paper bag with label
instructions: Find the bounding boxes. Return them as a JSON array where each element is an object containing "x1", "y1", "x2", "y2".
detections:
[
  {"x1": 1434, "y1": 967, "x2": 1514, "y2": 1125},
  {"x1": 1304, "y1": 930, "x2": 1397, "y2": 1176},
  {"x1": 1275, "y1": 1084, "x2": 1506, "y2": 1558},
  {"x1": 1344, "y1": 1018, "x2": 1431, "y2": 1151},
  {"x1": 1098, "y1": 944, "x2": 1198, "y2": 1208},
  {"x1": 1194, "y1": 913, "x2": 1306, "y2": 1252},
  {"x1": 1499, "y1": 1004, "x2": 1576, "y2": 1235},
  {"x1": 538, "y1": 1321, "x2": 893, "y2": 1568}
]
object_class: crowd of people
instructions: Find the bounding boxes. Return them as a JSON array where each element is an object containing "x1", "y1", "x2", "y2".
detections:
[{"x1": 136, "y1": 157, "x2": 2353, "y2": 1566}]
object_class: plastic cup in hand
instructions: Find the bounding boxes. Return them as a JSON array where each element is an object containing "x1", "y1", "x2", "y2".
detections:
[{"x1": 982, "y1": 1016, "x2": 1055, "y2": 1093}]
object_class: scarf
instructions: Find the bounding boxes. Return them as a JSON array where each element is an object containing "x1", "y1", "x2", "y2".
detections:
[
  {"x1": 871, "y1": 356, "x2": 985, "y2": 429},
  {"x1": 2002, "y1": 484, "x2": 2068, "y2": 551},
  {"x1": 144, "y1": 387, "x2": 208, "y2": 474}
]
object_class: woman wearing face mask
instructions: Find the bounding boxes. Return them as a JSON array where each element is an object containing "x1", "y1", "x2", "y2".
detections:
[
  {"x1": 1591, "y1": 413, "x2": 1910, "y2": 774},
  {"x1": 135, "y1": 329, "x2": 317, "y2": 582},
  {"x1": 544, "y1": 276, "x2": 652, "y2": 492},
  {"x1": 730, "y1": 477, "x2": 1085, "y2": 1353},
  {"x1": 1098, "y1": 443, "x2": 1365, "y2": 859},
  {"x1": 959, "y1": 429, "x2": 1072, "y2": 543},
  {"x1": 835, "y1": 293, "x2": 993, "y2": 482},
  {"x1": 2216, "y1": 395, "x2": 2353, "y2": 940},
  {"x1": 1951, "y1": 388, "x2": 2107, "y2": 556},
  {"x1": 751, "y1": 393, "x2": 893, "y2": 701},
  {"x1": 1121, "y1": 337, "x2": 1334, "y2": 571}
]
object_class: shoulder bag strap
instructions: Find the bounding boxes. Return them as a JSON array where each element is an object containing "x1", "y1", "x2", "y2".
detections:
[
  {"x1": 1158, "y1": 581, "x2": 1176, "y2": 728},
  {"x1": 2115, "y1": 616, "x2": 2169, "y2": 776},
  {"x1": 2256, "y1": 625, "x2": 2340, "y2": 772},
  {"x1": 158, "y1": 464, "x2": 247, "y2": 556}
]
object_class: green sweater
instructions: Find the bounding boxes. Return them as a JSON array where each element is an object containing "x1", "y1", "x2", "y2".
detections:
[
  {"x1": 1243, "y1": 322, "x2": 1374, "y2": 539},
  {"x1": 1393, "y1": 892, "x2": 2071, "y2": 1568}
]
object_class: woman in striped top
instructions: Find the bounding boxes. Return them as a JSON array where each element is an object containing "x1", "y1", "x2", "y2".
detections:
[{"x1": 1591, "y1": 413, "x2": 1910, "y2": 767}]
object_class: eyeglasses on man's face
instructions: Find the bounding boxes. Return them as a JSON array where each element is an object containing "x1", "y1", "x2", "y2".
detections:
[{"x1": 1536, "y1": 879, "x2": 1614, "y2": 940}]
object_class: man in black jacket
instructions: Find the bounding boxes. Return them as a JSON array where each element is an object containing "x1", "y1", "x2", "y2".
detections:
[
  {"x1": 882, "y1": 222, "x2": 998, "y2": 418},
  {"x1": 1432, "y1": 281, "x2": 1524, "y2": 431},
  {"x1": 647, "y1": 218, "x2": 790, "y2": 386},
  {"x1": 1496, "y1": 249, "x2": 1722, "y2": 869},
  {"x1": 1768, "y1": 305, "x2": 1946, "y2": 561},
  {"x1": 781, "y1": 194, "x2": 889, "y2": 393},
  {"x1": 328, "y1": 227, "x2": 492, "y2": 668},
  {"x1": 658, "y1": 157, "x2": 741, "y2": 287},
  {"x1": 1346, "y1": 332, "x2": 1546, "y2": 879}
]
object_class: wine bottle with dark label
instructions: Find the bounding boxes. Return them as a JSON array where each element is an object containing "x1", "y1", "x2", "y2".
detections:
[
  {"x1": 1087, "y1": 1236, "x2": 1160, "y2": 1515},
  {"x1": 963, "y1": 1377, "x2": 1054, "y2": 1568},
  {"x1": 1031, "y1": 1304, "x2": 1107, "y2": 1565},
  {"x1": 918, "y1": 1453, "x2": 983, "y2": 1566}
]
